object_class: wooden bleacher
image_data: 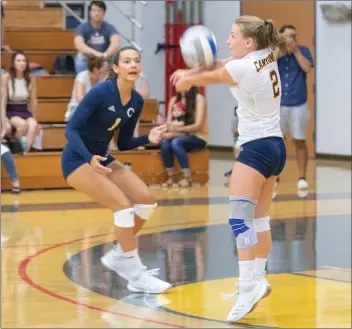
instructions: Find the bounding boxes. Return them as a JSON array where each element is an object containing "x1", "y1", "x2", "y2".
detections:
[{"x1": 1, "y1": 1, "x2": 209, "y2": 190}]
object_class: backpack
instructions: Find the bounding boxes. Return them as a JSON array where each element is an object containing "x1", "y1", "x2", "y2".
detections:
[{"x1": 53, "y1": 54, "x2": 76, "y2": 74}]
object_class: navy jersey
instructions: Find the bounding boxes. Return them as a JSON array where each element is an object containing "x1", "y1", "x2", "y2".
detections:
[{"x1": 65, "y1": 79, "x2": 149, "y2": 164}]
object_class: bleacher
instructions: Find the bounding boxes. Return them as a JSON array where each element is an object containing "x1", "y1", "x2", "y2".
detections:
[{"x1": 1, "y1": 1, "x2": 209, "y2": 190}]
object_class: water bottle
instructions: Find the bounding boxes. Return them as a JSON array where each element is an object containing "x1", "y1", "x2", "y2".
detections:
[{"x1": 21, "y1": 136, "x2": 27, "y2": 151}]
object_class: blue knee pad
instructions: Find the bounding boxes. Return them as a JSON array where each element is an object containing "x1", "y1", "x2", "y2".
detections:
[{"x1": 229, "y1": 196, "x2": 258, "y2": 248}]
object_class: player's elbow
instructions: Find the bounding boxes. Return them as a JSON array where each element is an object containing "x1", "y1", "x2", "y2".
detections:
[{"x1": 117, "y1": 140, "x2": 130, "y2": 151}]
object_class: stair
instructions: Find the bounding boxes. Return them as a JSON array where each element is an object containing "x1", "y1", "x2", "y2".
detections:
[{"x1": 3, "y1": 7, "x2": 63, "y2": 29}]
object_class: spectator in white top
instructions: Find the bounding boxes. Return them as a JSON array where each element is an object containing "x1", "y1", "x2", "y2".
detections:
[
  {"x1": 65, "y1": 56, "x2": 108, "y2": 122},
  {"x1": 74, "y1": 1, "x2": 120, "y2": 73}
]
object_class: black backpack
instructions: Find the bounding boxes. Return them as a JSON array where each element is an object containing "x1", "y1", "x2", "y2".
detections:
[{"x1": 53, "y1": 54, "x2": 76, "y2": 74}]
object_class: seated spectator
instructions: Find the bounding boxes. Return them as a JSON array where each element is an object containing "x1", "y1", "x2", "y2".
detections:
[
  {"x1": 134, "y1": 72, "x2": 150, "y2": 99},
  {"x1": 133, "y1": 72, "x2": 150, "y2": 144},
  {"x1": 1, "y1": 104, "x2": 20, "y2": 193},
  {"x1": 65, "y1": 56, "x2": 108, "y2": 121},
  {"x1": 1, "y1": 2, "x2": 4, "y2": 50},
  {"x1": 160, "y1": 87, "x2": 208, "y2": 188},
  {"x1": 1, "y1": 51, "x2": 39, "y2": 155},
  {"x1": 74, "y1": 1, "x2": 120, "y2": 73}
]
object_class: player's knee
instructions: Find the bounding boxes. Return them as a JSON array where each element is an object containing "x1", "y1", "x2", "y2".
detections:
[
  {"x1": 133, "y1": 202, "x2": 157, "y2": 220},
  {"x1": 253, "y1": 216, "x2": 270, "y2": 232},
  {"x1": 114, "y1": 207, "x2": 135, "y2": 228},
  {"x1": 229, "y1": 196, "x2": 258, "y2": 248}
]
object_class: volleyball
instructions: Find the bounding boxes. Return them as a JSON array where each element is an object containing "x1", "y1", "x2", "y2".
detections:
[{"x1": 180, "y1": 25, "x2": 217, "y2": 68}]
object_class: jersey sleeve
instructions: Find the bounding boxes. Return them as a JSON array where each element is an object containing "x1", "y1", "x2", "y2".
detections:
[
  {"x1": 117, "y1": 97, "x2": 149, "y2": 150},
  {"x1": 225, "y1": 59, "x2": 249, "y2": 83},
  {"x1": 65, "y1": 85, "x2": 103, "y2": 163}
]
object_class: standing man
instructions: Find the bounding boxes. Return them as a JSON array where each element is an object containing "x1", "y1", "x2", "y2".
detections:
[
  {"x1": 74, "y1": 1, "x2": 120, "y2": 73},
  {"x1": 278, "y1": 25, "x2": 314, "y2": 192}
]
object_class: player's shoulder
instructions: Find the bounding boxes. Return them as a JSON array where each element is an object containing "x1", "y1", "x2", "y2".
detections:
[{"x1": 132, "y1": 89, "x2": 144, "y2": 109}]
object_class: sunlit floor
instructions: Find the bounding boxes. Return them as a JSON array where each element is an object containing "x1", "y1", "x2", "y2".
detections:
[{"x1": 1, "y1": 152, "x2": 351, "y2": 328}]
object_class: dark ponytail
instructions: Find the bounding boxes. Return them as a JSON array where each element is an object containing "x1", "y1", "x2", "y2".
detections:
[{"x1": 106, "y1": 45, "x2": 141, "y2": 81}]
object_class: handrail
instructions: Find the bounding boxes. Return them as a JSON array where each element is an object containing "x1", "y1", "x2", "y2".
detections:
[
  {"x1": 111, "y1": 2, "x2": 143, "y2": 30},
  {"x1": 61, "y1": 1, "x2": 84, "y2": 24}
]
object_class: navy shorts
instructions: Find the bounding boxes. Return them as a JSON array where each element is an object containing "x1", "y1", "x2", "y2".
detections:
[
  {"x1": 237, "y1": 137, "x2": 286, "y2": 178},
  {"x1": 61, "y1": 145, "x2": 116, "y2": 180}
]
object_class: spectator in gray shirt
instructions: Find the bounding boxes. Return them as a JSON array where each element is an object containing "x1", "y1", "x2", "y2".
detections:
[{"x1": 74, "y1": 1, "x2": 120, "y2": 73}]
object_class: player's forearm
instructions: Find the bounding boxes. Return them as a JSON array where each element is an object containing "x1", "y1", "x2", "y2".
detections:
[
  {"x1": 65, "y1": 127, "x2": 93, "y2": 163},
  {"x1": 117, "y1": 135, "x2": 149, "y2": 151}
]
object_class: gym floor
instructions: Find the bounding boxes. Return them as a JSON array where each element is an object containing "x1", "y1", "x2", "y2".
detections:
[{"x1": 1, "y1": 154, "x2": 351, "y2": 328}]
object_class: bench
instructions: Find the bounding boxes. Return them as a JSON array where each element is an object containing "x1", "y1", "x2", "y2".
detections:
[{"x1": 1, "y1": 149, "x2": 210, "y2": 190}]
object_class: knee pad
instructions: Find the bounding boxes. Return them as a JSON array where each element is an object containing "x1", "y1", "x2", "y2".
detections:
[
  {"x1": 229, "y1": 196, "x2": 257, "y2": 248},
  {"x1": 114, "y1": 208, "x2": 135, "y2": 228},
  {"x1": 133, "y1": 203, "x2": 157, "y2": 220},
  {"x1": 253, "y1": 216, "x2": 270, "y2": 232}
]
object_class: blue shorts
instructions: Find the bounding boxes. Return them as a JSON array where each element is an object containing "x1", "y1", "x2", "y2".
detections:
[
  {"x1": 61, "y1": 145, "x2": 116, "y2": 180},
  {"x1": 237, "y1": 137, "x2": 286, "y2": 178}
]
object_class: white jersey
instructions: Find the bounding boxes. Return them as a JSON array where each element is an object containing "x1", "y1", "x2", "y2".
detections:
[{"x1": 225, "y1": 48, "x2": 283, "y2": 146}]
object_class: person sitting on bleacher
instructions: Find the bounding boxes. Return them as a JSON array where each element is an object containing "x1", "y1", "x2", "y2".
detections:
[
  {"x1": 74, "y1": 1, "x2": 120, "y2": 74},
  {"x1": 65, "y1": 56, "x2": 108, "y2": 122},
  {"x1": 160, "y1": 87, "x2": 208, "y2": 188},
  {"x1": 2, "y1": 51, "x2": 39, "y2": 155},
  {"x1": 1, "y1": 98, "x2": 20, "y2": 193}
]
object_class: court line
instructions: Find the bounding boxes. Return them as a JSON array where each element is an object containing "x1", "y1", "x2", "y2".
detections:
[
  {"x1": 3, "y1": 191, "x2": 351, "y2": 212},
  {"x1": 17, "y1": 232, "x2": 185, "y2": 329}
]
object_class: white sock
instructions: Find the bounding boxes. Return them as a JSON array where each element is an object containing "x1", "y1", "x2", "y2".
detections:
[
  {"x1": 254, "y1": 258, "x2": 267, "y2": 277},
  {"x1": 238, "y1": 260, "x2": 254, "y2": 283},
  {"x1": 122, "y1": 248, "x2": 144, "y2": 270}
]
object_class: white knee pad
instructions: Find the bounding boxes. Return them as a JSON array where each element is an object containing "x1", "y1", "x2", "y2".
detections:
[
  {"x1": 114, "y1": 208, "x2": 135, "y2": 228},
  {"x1": 253, "y1": 216, "x2": 271, "y2": 232},
  {"x1": 133, "y1": 203, "x2": 157, "y2": 220}
]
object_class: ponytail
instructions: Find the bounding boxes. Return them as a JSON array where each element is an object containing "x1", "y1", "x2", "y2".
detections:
[
  {"x1": 106, "y1": 67, "x2": 117, "y2": 80},
  {"x1": 235, "y1": 15, "x2": 288, "y2": 52}
]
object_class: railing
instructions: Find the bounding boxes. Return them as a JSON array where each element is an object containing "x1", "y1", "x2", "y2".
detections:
[{"x1": 41, "y1": 0, "x2": 145, "y2": 51}]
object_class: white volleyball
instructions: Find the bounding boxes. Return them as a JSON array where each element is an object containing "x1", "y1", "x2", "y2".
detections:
[{"x1": 180, "y1": 25, "x2": 218, "y2": 68}]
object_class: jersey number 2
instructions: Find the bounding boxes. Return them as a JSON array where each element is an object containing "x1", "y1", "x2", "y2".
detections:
[{"x1": 270, "y1": 70, "x2": 280, "y2": 98}]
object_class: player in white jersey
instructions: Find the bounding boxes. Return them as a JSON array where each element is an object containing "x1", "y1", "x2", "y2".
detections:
[{"x1": 171, "y1": 15, "x2": 288, "y2": 322}]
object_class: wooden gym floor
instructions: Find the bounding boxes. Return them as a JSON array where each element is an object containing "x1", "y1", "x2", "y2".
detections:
[{"x1": 1, "y1": 153, "x2": 351, "y2": 328}]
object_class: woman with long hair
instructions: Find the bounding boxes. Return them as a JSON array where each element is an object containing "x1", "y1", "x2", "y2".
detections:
[
  {"x1": 172, "y1": 16, "x2": 288, "y2": 322},
  {"x1": 62, "y1": 46, "x2": 171, "y2": 294},
  {"x1": 160, "y1": 86, "x2": 208, "y2": 187},
  {"x1": 1, "y1": 51, "x2": 39, "y2": 154}
]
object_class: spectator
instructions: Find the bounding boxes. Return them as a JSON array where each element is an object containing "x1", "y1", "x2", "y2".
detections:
[
  {"x1": 1, "y1": 51, "x2": 39, "y2": 155},
  {"x1": 160, "y1": 87, "x2": 208, "y2": 188},
  {"x1": 134, "y1": 72, "x2": 150, "y2": 99},
  {"x1": 277, "y1": 25, "x2": 313, "y2": 192},
  {"x1": 132, "y1": 72, "x2": 150, "y2": 145},
  {"x1": 74, "y1": 1, "x2": 120, "y2": 73},
  {"x1": 65, "y1": 56, "x2": 108, "y2": 121},
  {"x1": 1, "y1": 2, "x2": 4, "y2": 49},
  {"x1": 224, "y1": 106, "x2": 239, "y2": 179},
  {"x1": 1, "y1": 105, "x2": 20, "y2": 194}
]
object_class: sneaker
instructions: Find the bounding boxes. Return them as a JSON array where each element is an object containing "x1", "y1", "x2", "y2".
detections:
[
  {"x1": 226, "y1": 278, "x2": 268, "y2": 323},
  {"x1": 224, "y1": 169, "x2": 233, "y2": 177},
  {"x1": 297, "y1": 178, "x2": 308, "y2": 190},
  {"x1": 127, "y1": 268, "x2": 172, "y2": 294},
  {"x1": 101, "y1": 246, "x2": 133, "y2": 280}
]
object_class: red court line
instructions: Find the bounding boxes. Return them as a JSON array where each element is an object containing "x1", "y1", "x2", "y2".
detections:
[{"x1": 17, "y1": 232, "x2": 184, "y2": 329}]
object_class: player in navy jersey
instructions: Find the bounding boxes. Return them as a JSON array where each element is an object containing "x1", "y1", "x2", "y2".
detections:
[{"x1": 61, "y1": 46, "x2": 171, "y2": 294}]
